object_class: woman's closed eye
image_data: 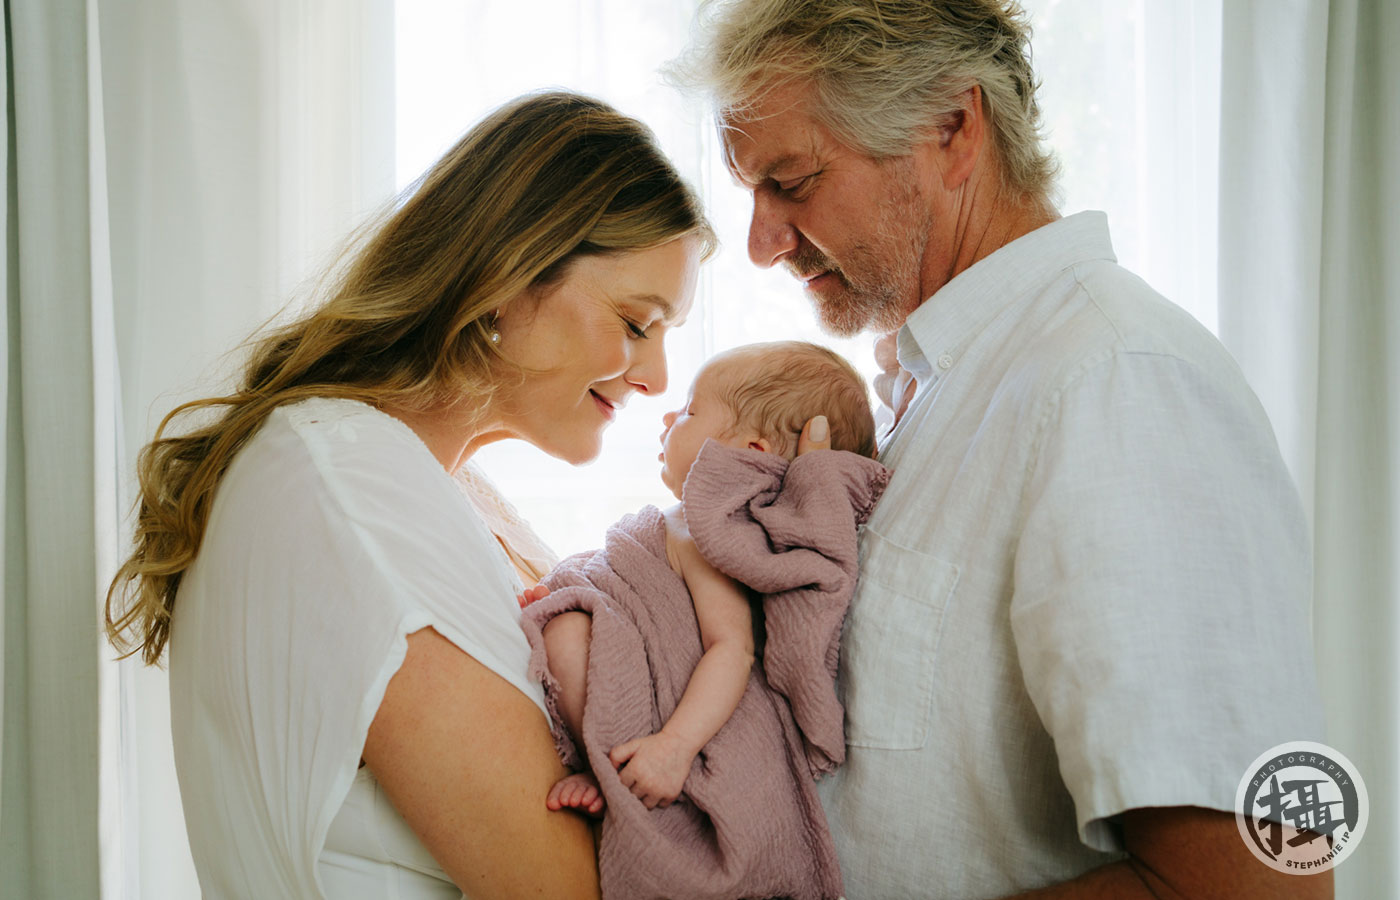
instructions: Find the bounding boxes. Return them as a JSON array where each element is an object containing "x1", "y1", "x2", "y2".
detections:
[{"x1": 625, "y1": 319, "x2": 651, "y2": 339}]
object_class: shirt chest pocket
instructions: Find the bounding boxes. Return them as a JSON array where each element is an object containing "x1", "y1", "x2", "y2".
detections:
[{"x1": 842, "y1": 527, "x2": 959, "y2": 750}]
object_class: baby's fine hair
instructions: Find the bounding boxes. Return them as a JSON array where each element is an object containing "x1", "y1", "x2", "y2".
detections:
[{"x1": 717, "y1": 341, "x2": 876, "y2": 459}]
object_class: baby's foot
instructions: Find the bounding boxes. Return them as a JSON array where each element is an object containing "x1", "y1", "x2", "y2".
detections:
[{"x1": 547, "y1": 772, "x2": 605, "y2": 817}]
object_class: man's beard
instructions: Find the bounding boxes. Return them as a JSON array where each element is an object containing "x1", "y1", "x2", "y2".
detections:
[{"x1": 786, "y1": 167, "x2": 929, "y2": 337}]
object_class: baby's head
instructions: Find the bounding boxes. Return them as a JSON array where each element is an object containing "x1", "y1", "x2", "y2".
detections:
[{"x1": 658, "y1": 341, "x2": 876, "y2": 499}]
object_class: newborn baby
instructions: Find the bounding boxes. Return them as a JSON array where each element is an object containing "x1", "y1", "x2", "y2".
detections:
[
  {"x1": 520, "y1": 340, "x2": 888, "y2": 900},
  {"x1": 540, "y1": 340, "x2": 876, "y2": 813}
]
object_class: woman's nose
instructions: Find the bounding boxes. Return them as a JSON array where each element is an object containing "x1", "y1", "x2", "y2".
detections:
[
  {"x1": 748, "y1": 192, "x2": 799, "y2": 269},
  {"x1": 625, "y1": 337, "x2": 668, "y2": 395}
]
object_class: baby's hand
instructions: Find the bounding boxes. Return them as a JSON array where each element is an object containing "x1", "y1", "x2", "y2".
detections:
[
  {"x1": 517, "y1": 584, "x2": 550, "y2": 609},
  {"x1": 609, "y1": 731, "x2": 694, "y2": 810}
]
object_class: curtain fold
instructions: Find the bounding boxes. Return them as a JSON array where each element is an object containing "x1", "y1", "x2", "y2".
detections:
[
  {"x1": 93, "y1": 1, "x2": 397, "y2": 895},
  {"x1": 1218, "y1": 1, "x2": 1399, "y2": 897},
  {"x1": 0, "y1": 1, "x2": 103, "y2": 896},
  {"x1": 4, "y1": 0, "x2": 1390, "y2": 895},
  {"x1": 2, "y1": 1, "x2": 394, "y2": 896}
]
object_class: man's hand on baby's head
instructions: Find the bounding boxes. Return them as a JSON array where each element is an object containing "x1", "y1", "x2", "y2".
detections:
[{"x1": 795, "y1": 415, "x2": 830, "y2": 456}]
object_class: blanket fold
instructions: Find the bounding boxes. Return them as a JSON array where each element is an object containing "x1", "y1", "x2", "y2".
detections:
[
  {"x1": 520, "y1": 443, "x2": 889, "y2": 900},
  {"x1": 682, "y1": 443, "x2": 890, "y2": 777}
]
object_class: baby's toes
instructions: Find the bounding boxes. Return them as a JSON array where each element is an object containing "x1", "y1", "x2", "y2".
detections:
[{"x1": 546, "y1": 779, "x2": 570, "y2": 810}]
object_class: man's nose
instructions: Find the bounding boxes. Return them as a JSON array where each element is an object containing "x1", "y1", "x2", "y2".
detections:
[{"x1": 747, "y1": 193, "x2": 798, "y2": 268}]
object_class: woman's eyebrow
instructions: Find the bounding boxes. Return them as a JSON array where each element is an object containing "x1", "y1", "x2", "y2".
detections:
[{"x1": 628, "y1": 293, "x2": 676, "y2": 321}]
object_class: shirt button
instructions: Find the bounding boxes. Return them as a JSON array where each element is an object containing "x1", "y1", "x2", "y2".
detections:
[{"x1": 937, "y1": 354, "x2": 954, "y2": 370}]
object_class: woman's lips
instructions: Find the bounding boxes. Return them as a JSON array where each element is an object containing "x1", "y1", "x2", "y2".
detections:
[{"x1": 590, "y1": 390, "x2": 617, "y2": 421}]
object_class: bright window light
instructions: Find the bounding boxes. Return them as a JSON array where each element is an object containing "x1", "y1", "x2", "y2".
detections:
[{"x1": 395, "y1": 0, "x2": 1221, "y2": 557}]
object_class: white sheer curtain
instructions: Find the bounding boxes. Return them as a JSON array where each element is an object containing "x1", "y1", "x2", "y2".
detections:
[
  {"x1": 1218, "y1": 1, "x2": 1399, "y2": 896},
  {"x1": 399, "y1": 0, "x2": 1224, "y2": 558},
  {"x1": 0, "y1": 1, "x2": 396, "y2": 896},
  {"x1": 1, "y1": 2, "x2": 104, "y2": 895},
  {"x1": 6, "y1": 0, "x2": 1382, "y2": 895}
]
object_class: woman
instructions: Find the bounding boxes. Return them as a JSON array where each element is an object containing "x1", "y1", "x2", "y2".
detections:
[{"x1": 105, "y1": 92, "x2": 715, "y2": 898}]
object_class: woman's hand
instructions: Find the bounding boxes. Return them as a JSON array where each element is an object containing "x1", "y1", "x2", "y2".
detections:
[
  {"x1": 795, "y1": 414, "x2": 831, "y2": 455},
  {"x1": 609, "y1": 730, "x2": 695, "y2": 809}
]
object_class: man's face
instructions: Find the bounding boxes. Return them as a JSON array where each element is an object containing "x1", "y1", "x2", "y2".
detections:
[{"x1": 721, "y1": 83, "x2": 936, "y2": 337}]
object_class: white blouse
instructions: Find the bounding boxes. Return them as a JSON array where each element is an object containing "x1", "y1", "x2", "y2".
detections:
[{"x1": 169, "y1": 397, "x2": 548, "y2": 899}]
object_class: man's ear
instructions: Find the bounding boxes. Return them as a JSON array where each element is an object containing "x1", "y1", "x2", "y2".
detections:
[{"x1": 927, "y1": 85, "x2": 985, "y2": 192}]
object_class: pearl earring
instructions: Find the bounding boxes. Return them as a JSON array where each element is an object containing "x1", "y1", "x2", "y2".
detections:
[{"x1": 489, "y1": 310, "x2": 501, "y2": 345}]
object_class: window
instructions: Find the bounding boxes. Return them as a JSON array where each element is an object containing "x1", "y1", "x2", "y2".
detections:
[{"x1": 395, "y1": 0, "x2": 1221, "y2": 557}]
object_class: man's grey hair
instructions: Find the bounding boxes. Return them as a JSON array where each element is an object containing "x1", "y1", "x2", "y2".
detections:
[{"x1": 671, "y1": 0, "x2": 1059, "y2": 201}]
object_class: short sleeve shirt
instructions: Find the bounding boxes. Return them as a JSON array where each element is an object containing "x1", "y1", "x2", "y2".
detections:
[
  {"x1": 169, "y1": 398, "x2": 546, "y2": 898},
  {"x1": 818, "y1": 212, "x2": 1324, "y2": 898}
]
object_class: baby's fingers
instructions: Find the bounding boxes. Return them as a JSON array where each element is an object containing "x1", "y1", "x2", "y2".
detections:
[{"x1": 609, "y1": 739, "x2": 639, "y2": 770}]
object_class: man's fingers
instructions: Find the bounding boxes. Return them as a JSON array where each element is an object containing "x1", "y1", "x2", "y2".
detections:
[
  {"x1": 796, "y1": 415, "x2": 831, "y2": 456},
  {"x1": 873, "y1": 371, "x2": 897, "y2": 408},
  {"x1": 874, "y1": 331, "x2": 899, "y2": 371}
]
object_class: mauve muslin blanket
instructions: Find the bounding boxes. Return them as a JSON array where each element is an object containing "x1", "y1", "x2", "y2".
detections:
[{"x1": 520, "y1": 441, "x2": 890, "y2": 900}]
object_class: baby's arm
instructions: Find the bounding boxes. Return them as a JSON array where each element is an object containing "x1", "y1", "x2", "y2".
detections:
[{"x1": 608, "y1": 510, "x2": 755, "y2": 809}]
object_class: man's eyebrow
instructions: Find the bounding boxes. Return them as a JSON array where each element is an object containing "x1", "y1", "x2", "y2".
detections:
[
  {"x1": 755, "y1": 155, "x2": 804, "y2": 184},
  {"x1": 725, "y1": 145, "x2": 804, "y2": 187}
]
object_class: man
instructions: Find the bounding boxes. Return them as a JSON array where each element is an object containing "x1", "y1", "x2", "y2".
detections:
[{"x1": 676, "y1": 1, "x2": 1329, "y2": 897}]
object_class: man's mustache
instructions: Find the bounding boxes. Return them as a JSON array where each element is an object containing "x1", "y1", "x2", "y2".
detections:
[{"x1": 785, "y1": 246, "x2": 840, "y2": 282}]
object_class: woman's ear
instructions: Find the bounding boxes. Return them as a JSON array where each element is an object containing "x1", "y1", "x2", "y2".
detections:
[{"x1": 747, "y1": 437, "x2": 772, "y2": 453}]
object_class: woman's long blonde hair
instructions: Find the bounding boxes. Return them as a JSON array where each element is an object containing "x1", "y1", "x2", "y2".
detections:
[{"x1": 106, "y1": 91, "x2": 715, "y2": 665}]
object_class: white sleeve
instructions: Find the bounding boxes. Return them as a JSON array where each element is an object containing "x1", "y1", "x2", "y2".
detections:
[
  {"x1": 1009, "y1": 350, "x2": 1324, "y2": 851},
  {"x1": 171, "y1": 401, "x2": 545, "y2": 897}
]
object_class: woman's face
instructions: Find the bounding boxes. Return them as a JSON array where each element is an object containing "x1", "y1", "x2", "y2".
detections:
[{"x1": 492, "y1": 237, "x2": 701, "y2": 464}]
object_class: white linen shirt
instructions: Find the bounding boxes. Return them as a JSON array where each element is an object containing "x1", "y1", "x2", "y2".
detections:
[
  {"x1": 170, "y1": 397, "x2": 547, "y2": 899},
  {"x1": 818, "y1": 212, "x2": 1323, "y2": 898}
]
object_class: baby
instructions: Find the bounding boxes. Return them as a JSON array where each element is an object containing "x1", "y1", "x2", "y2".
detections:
[
  {"x1": 537, "y1": 340, "x2": 876, "y2": 813},
  {"x1": 519, "y1": 340, "x2": 887, "y2": 900}
]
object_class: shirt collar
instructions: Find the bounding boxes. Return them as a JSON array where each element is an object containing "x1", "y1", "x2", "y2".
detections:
[{"x1": 896, "y1": 211, "x2": 1117, "y2": 379}]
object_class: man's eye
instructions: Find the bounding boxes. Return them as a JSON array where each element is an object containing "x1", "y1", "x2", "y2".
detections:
[
  {"x1": 777, "y1": 174, "x2": 814, "y2": 194},
  {"x1": 626, "y1": 320, "x2": 650, "y2": 339}
]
